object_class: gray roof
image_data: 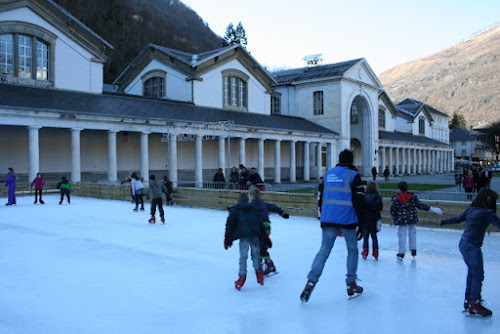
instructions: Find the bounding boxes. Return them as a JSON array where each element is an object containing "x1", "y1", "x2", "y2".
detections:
[
  {"x1": 149, "y1": 44, "x2": 237, "y2": 66},
  {"x1": 449, "y1": 128, "x2": 476, "y2": 141},
  {"x1": 272, "y1": 59, "x2": 362, "y2": 85},
  {"x1": 396, "y1": 98, "x2": 448, "y2": 118},
  {"x1": 379, "y1": 130, "x2": 450, "y2": 148},
  {"x1": 0, "y1": 84, "x2": 336, "y2": 135}
]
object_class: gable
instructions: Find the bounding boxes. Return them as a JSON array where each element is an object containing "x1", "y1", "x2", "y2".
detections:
[{"x1": 343, "y1": 59, "x2": 383, "y2": 89}]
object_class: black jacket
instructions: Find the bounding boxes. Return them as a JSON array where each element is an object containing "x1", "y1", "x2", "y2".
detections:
[
  {"x1": 364, "y1": 192, "x2": 383, "y2": 232},
  {"x1": 225, "y1": 202, "x2": 265, "y2": 241}
]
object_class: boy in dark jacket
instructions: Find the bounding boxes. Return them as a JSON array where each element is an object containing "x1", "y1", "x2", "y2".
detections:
[
  {"x1": 224, "y1": 192, "x2": 270, "y2": 290},
  {"x1": 249, "y1": 187, "x2": 289, "y2": 276},
  {"x1": 441, "y1": 188, "x2": 500, "y2": 317},
  {"x1": 56, "y1": 176, "x2": 72, "y2": 205},
  {"x1": 146, "y1": 175, "x2": 168, "y2": 224}
]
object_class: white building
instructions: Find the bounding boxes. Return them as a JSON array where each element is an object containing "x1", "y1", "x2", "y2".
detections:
[{"x1": 0, "y1": 0, "x2": 453, "y2": 186}]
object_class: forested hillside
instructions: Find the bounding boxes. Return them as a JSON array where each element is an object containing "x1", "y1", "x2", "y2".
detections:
[{"x1": 54, "y1": 0, "x2": 224, "y2": 82}]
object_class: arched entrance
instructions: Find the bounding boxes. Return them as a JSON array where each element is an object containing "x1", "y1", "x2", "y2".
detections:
[{"x1": 349, "y1": 95, "x2": 372, "y2": 176}]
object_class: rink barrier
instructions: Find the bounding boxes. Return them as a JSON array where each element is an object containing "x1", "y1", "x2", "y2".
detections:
[{"x1": 1, "y1": 183, "x2": 499, "y2": 232}]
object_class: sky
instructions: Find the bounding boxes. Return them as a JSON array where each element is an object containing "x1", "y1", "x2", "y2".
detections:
[
  {"x1": 1, "y1": 194, "x2": 500, "y2": 333},
  {"x1": 181, "y1": 0, "x2": 500, "y2": 75}
]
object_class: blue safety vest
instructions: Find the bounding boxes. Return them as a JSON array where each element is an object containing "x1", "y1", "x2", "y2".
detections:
[{"x1": 321, "y1": 166, "x2": 359, "y2": 225}]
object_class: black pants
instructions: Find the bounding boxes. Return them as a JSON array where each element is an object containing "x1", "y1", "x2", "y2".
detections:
[
  {"x1": 150, "y1": 197, "x2": 165, "y2": 216},
  {"x1": 135, "y1": 194, "x2": 144, "y2": 209},
  {"x1": 34, "y1": 189, "x2": 43, "y2": 202}
]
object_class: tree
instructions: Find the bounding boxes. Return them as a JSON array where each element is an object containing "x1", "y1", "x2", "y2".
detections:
[
  {"x1": 224, "y1": 22, "x2": 247, "y2": 47},
  {"x1": 481, "y1": 121, "x2": 500, "y2": 161},
  {"x1": 449, "y1": 112, "x2": 467, "y2": 130}
]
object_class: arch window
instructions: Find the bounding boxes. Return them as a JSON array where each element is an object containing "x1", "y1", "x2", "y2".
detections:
[
  {"x1": 378, "y1": 109, "x2": 386, "y2": 129},
  {"x1": 142, "y1": 70, "x2": 166, "y2": 98},
  {"x1": 222, "y1": 69, "x2": 249, "y2": 111},
  {"x1": 350, "y1": 104, "x2": 359, "y2": 124},
  {"x1": 419, "y1": 117, "x2": 425, "y2": 135}
]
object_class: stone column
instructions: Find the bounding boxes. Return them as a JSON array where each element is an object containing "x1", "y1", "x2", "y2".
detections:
[
  {"x1": 71, "y1": 128, "x2": 82, "y2": 183},
  {"x1": 274, "y1": 140, "x2": 281, "y2": 184},
  {"x1": 239, "y1": 138, "x2": 246, "y2": 167},
  {"x1": 140, "y1": 132, "x2": 150, "y2": 184},
  {"x1": 388, "y1": 147, "x2": 394, "y2": 177},
  {"x1": 316, "y1": 142, "x2": 322, "y2": 180},
  {"x1": 168, "y1": 133, "x2": 178, "y2": 186},
  {"x1": 395, "y1": 147, "x2": 400, "y2": 175},
  {"x1": 108, "y1": 130, "x2": 117, "y2": 183},
  {"x1": 327, "y1": 142, "x2": 336, "y2": 171},
  {"x1": 218, "y1": 136, "x2": 225, "y2": 171},
  {"x1": 304, "y1": 141, "x2": 310, "y2": 181},
  {"x1": 28, "y1": 126, "x2": 41, "y2": 183},
  {"x1": 195, "y1": 134, "x2": 203, "y2": 188},
  {"x1": 258, "y1": 138, "x2": 264, "y2": 180},
  {"x1": 290, "y1": 140, "x2": 296, "y2": 183}
]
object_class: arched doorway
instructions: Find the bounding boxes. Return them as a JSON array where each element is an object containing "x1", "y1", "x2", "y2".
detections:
[{"x1": 349, "y1": 95, "x2": 372, "y2": 175}]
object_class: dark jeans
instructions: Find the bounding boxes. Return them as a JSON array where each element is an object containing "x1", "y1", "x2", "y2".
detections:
[
  {"x1": 34, "y1": 189, "x2": 43, "y2": 201},
  {"x1": 459, "y1": 240, "x2": 484, "y2": 300},
  {"x1": 362, "y1": 230, "x2": 379, "y2": 249},
  {"x1": 150, "y1": 197, "x2": 164, "y2": 216}
]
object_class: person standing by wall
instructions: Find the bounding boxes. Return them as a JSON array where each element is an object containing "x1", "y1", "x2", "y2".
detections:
[{"x1": 300, "y1": 149, "x2": 366, "y2": 303}]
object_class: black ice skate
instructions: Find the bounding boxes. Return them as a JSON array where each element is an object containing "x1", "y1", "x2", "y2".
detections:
[
  {"x1": 347, "y1": 281, "x2": 363, "y2": 299},
  {"x1": 300, "y1": 281, "x2": 316, "y2": 303},
  {"x1": 411, "y1": 249, "x2": 417, "y2": 258},
  {"x1": 396, "y1": 253, "x2": 404, "y2": 261},
  {"x1": 263, "y1": 259, "x2": 277, "y2": 276},
  {"x1": 468, "y1": 300, "x2": 492, "y2": 317}
]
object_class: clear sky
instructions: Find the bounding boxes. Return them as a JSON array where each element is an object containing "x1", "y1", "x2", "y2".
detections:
[{"x1": 181, "y1": 0, "x2": 499, "y2": 75}]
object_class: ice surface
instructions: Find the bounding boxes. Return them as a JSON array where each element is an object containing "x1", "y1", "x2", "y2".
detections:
[{"x1": 1, "y1": 195, "x2": 499, "y2": 334}]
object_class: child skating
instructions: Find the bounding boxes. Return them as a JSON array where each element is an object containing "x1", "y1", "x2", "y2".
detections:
[
  {"x1": 56, "y1": 176, "x2": 71, "y2": 204},
  {"x1": 146, "y1": 175, "x2": 168, "y2": 224},
  {"x1": 441, "y1": 188, "x2": 500, "y2": 317},
  {"x1": 31, "y1": 172, "x2": 45, "y2": 204},
  {"x1": 361, "y1": 181, "x2": 383, "y2": 260},
  {"x1": 224, "y1": 192, "x2": 270, "y2": 290}
]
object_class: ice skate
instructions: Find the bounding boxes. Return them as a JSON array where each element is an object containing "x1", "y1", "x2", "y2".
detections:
[
  {"x1": 133, "y1": 207, "x2": 138, "y2": 212},
  {"x1": 140, "y1": 207, "x2": 145, "y2": 211},
  {"x1": 263, "y1": 259, "x2": 277, "y2": 276},
  {"x1": 256, "y1": 270, "x2": 264, "y2": 286},
  {"x1": 361, "y1": 247, "x2": 369, "y2": 260},
  {"x1": 34, "y1": 199, "x2": 38, "y2": 204},
  {"x1": 468, "y1": 300, "x2": 492, "y2": 317},
  {"x1": 372, "y1": 248, "x2": 379, "y2": 261},
  {"x1": 396, "y1": 253, "x2": 404, "y2": 260},
  {"x1": 411, "y1": 249, "x2": 417, "y2": 258},
  {"x1": 463, "y1": 295, "x2": 471, "y2": 312},
  {"x1": 148, "y1": 216, "x2": 156, "y2": 224},
  {"x1": 160, "y1": 215, "x2": 165, "y2": 224},
  {"x1": 347, "y1": 281, "x2": 363, "y2": 299},
  {"x1": 40, "y1": 199, "x2": 45, "y2": 204},
  {"x1": 300, "y1": 281, "x2": 316, "y2": 303},
  {"x1": 59, "y1": 200, "x2": 62, "y2": 205},
  {"x1": 234, "y1": 276, "x2": 246, "y2": 291}
]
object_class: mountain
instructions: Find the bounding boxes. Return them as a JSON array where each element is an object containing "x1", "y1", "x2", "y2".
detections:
[
  {"x1": 379, "y1": 24, "x2": 500, "y2": 128},
  {"x1": 53, "y1": 0, "x2": 224, "y2": 82}
]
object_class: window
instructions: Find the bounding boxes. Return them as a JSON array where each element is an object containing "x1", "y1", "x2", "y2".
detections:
[
  {"x1": 378, "y1": 109, "x2": 386, "y2": 128},
  {"x1": 350, "y1": 104, "x2": 359, "y2": 124},
  {"x1": 313, "y1": 91, "x2": 323, "y2": 115},
  {"x1": 461, "y1": 149, "x2": 466, "y2": 156},
  {"x1": 419, "y1": 117, "x2": 425, "y2": 135},
  {"x1": 224, "y1": 76, "x2": 247, "y2": 110},
  {"x1": 271, "y1": 95, "x2": 281, "y2": 115},
  {"x1": 0, "y1": 33, "x2": 50, "y2": 81},
  {"x1": 144, "y1": 77, "x2": 165, "y2": 98}
]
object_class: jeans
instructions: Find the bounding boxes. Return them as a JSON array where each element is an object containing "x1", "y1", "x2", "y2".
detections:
[
  {"x1": 363, "y1": 230, "x2": 379, "y2": 249},
  {"x1": 238, "y1": 237, "x2": 261, "y2": 277},
  {"x1": 397, "y1": 224, "x2": 416, "y2": 254},
  {"x1": 307, "y1": 227, "x2": 358, "y2": 284},
  {"x1": 459, "y1": 241, "x2": 484, "y2": 300}
]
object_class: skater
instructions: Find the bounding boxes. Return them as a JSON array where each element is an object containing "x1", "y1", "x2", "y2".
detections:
[
  {"x1": 300, "y1": 149, "x2": 366, "y2": 303},
  {"x1": 31, "y1": 172, "x2": 45, "y2": 204},
  {"x1": 162, "y1": 176, "x2": 175, "y2": 206},
  {"x1": 131, "y1": 172, "x2": 145, "y2": 211},
  {"x1": 361, "y1": 181, "x2": 383, "y2": 260},
  {"x1": 383, "y1": 167, "x2": 390, "y2": 181},
  {"x1": 56, "y1": 176, "x2": 71, "y2": 205},
  {"x1": 146, "y1": 175, "x2": 168, "y2": 224},
  {"x1": 249, "y1": 187, "x2": 289, "y2": 276},
  {"x1": 390, "y1": 181, "x2": 443, "y2": 260},
  {"x1": 371, "y1": 166, "x2": 377, "y2": 181},
  {"x1": 4, "y1": 167, "x2": 17, "y2": 205},
  {"x1": 121, "y1": 174, "x2": 135, "y2": 203},
  {"x1": 224, "y1": 192, "x2": 269, "y2": 290},
  {"x1": 441, "y1": 188, "x2": 500, "y2": 317}
]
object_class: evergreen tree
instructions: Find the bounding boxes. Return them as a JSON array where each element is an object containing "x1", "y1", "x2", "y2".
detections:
[
  {"x1": 224, "y1": 22, "x2": 247, "y2": 47},
  {"x1": 449, "y1": 112, "x2": 467, "y2": 130}
]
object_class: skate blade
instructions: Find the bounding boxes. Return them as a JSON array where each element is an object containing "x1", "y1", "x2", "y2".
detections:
[
  {"x1": 264, "y1": 271, "x2": 279, "y2": 277},
  {"x1": 348, "y1": 292, "x2": 362, "y2": 300}
]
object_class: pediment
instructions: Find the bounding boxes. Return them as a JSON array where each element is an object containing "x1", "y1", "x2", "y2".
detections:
[{"x1": 343, "y1": 59, "x2": 383, "y2": 89}]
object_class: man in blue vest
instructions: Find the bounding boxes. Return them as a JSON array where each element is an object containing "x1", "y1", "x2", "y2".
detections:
[{"x1": 300, "y1": 149, "x2": 366, "y2": 303}]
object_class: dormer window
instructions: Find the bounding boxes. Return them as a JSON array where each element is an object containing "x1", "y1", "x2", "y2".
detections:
[
  {"x1": 419, "y1": 116, "x2": 425, "y2": 135},
  {"x1": 378, "y1": 109, "x2": 386, "y2": 129},
  {"x1": 271, "y1": 94, "x2": 281, "y2": 115},
  {"x1": 142, "y1": 70, "x2": 166, "y2": 98},
  {"x1": 222, "y1": 69, "x2": 248, "y2": 111}
]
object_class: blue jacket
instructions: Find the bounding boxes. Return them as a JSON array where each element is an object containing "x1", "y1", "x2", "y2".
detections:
[
  {"x1": 251, "y1": 198, "x2": 284, "y2": 233},
  {"x1": 442, "y1": 206, "x2": 500, "y2": 247},
  {"x1": 320, "y1": 164, "x2": 364, "y2": 227},
  {"x1": 225, "y1": 202, "x2": 265, "y2": 241}
]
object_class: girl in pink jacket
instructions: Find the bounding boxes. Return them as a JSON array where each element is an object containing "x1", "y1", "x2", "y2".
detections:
[{"x1": 31, "y1": 172, "x2": 45, "y2": 204}]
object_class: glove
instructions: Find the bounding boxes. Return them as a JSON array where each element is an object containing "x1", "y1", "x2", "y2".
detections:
[
  {"x1": 440, "y1": 220, "x2": 446, "y2": 226},
  {"x1": 429, "y1": 207, "x2": 443, "y2": 215},
  {"x1": 263, "y1": 234, "x2": 273, "y2": 248},
  {"x1": 281, "y1": 213, "x2": 289, "y2": 219},
  {"x1": 224, "y1": 234, "x2": 232, "y2": 250}
]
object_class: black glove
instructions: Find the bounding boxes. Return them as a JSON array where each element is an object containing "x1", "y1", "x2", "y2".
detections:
[
  {"x1": 356, "y1": 225, "x2": 365, "y2": 241},
  {"x1": 224, "y1": 234, "x2": 232, "y2": 250},
  {"x1": 281, "y1": 213, "x2": 289, "y2": 219}
]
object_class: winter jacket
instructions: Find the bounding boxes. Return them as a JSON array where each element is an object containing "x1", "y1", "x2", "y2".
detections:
[
  {"x1": 213, "y1": 172, "x2": 225, "y2": 183},
  {"x1": 131, "y1": 178, "x2": 144, "y2": 195},
  {"x1": 57, "y1": 179, "x2": 71, "y2": 194},
  {"x1": 229, "y1": 171, "x2": 239, "y2": 183},
  {"x1": 5, "y1": 172, "x2": 16, "y2": 187},
  {"x1": 225, "y1": 202, "x2": 265, "y2": 242},
  {"x1": 441, "y1": 206, "x2": 500, "y2": 247},
  {"x1": 249, "y1": 172, "x2": 263, "y2": 185},
  {"x1": 390, "y1": 192, "x2": 430, "y2": 225},
  {"x1": 364, "y1": 192, "x2": 383, "y2": 233},
  {"x1": 251, "y1": 198, "x2": 284, "y2": 234},
  {"x1": 147, "y1": 180, "x2": 168, "y2": 199},
  {"x1": 31, "y1": 177, "x2": 45, "y2": 190},
  {"x1": 463, "y1": 176, "x2": 474, "y2": 191},
  {"x1": 321, "y1": 164, "x2": 365, "y2": 228}
]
